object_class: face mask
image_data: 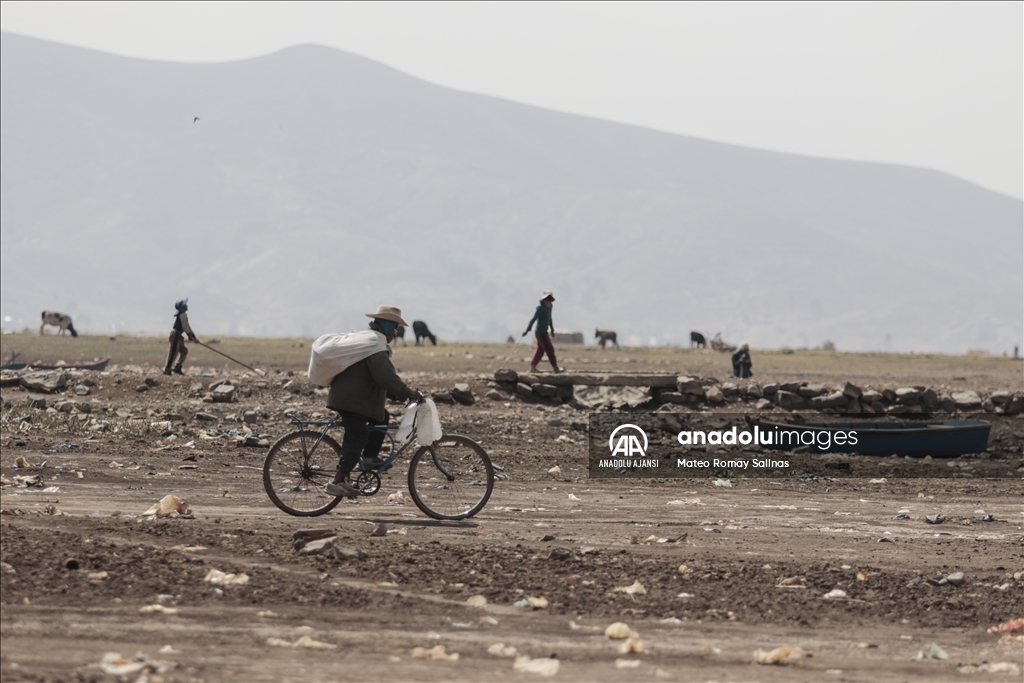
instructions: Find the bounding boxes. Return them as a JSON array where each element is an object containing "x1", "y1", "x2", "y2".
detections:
[{"x1": 376, "y1": 319, "x2": 399, "y2": 336}]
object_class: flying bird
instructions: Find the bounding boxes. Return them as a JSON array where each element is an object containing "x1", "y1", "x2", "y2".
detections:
[{"x1": 193, "y1": 117, "x2": 199, "y2": 124}]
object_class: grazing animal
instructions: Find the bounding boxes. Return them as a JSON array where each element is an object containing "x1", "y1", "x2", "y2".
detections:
[
  {"x1": 40, "y1": 310, "x2": 78, "y2": 337},
  {"x1": 690, "y1": 331, "x2": 706, "y2": 348},
  {"x1": 595, "y1": 328, "x2": 619, "y2": 349},
  {"x1": 412, "y1": 320, "x2": 436, "y2": 346},
  {"x1": 393, "y1": 325, "x2": 408, "y2": 346}
]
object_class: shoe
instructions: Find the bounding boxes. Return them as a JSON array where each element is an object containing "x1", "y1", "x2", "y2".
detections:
[
  {"x1": 325, "y1": 480, "x2": 359, "y2": 498},
  {"x1": 553, "y1": 366, "x2": 565, "y2": 374},
  {"x1": 162, "y1": 369, "x2": 172, "y2": 376},
  {"x1": 529, "y1": 365, "x2": 538, "y2": 373},
  {"x1": 172, "y1": 366, "x2": 185, "y2": 375}
]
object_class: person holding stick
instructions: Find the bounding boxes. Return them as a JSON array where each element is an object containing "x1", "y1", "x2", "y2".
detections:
[
  {"x1": 164, "y1": 298, "x2": 199, "y2": 375},
  {"x1": 523, "y1": 291, "x2": 563, "y2": 374}
]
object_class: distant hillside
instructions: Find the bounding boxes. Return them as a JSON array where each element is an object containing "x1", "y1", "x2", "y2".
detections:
[{"x1": 1, "y1": 32, "x2": 1020, "y2": 353}]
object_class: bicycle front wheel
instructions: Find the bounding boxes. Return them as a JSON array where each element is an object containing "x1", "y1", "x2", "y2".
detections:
[
  {"x1": 263, "y1": 430, "x2": 343, "y2": 516},
  {"x1": 408, "y1": 435, "x2": 494, "y2": 520}
]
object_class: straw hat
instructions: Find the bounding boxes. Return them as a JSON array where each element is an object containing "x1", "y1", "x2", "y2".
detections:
[
  {"x1": 365, "y1": 305, "x2": 409, "y2": 326},
  {"x1": 540, "y1": 290, "x2": 555, "y2": 302}
]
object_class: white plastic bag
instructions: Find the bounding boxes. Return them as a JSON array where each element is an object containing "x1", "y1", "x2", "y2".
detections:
[
  {"x1": 415, "y1": 398, "x2": 443, "y2": 446},
  {"x1": 394, "y1": 403, "x2": 419, "y2": 444},
  {"x1": 307, "y1": 330, "x2": 387, "y2": 387}
]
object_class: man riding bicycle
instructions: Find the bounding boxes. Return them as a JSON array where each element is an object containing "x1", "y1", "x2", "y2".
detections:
[{"x1": 325, "y1": 305, "x2": 423, "y2": 498}]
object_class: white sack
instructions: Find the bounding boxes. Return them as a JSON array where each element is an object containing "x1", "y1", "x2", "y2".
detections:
[
  {"x1": 307, "y1": 330, "x2": 387, "y2": 387},
  {"x1": 416, "y1": 399, "x2": 443, "y2": 446}
]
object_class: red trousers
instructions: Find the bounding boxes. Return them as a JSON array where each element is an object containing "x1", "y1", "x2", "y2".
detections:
[{"x1": 531, "y1": 332, "x2": 558, "y2": 369}]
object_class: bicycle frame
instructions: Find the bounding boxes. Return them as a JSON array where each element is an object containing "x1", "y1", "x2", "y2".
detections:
[{"x1": 284, "y1": 407, "x2": 425, "y2": 478}]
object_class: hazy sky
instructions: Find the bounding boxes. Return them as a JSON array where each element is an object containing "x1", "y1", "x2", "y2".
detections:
[{"x1": 2, "y1": 1, "x2": 1021, "y2": 199}]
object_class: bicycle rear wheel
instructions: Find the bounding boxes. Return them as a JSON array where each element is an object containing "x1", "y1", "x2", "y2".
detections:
[
  {"x1": 408, "y1": 435, "x2": 494, "y2": 520},
  {"x1": 263, "y1": 430, "x2": 343, "y2": 516}
]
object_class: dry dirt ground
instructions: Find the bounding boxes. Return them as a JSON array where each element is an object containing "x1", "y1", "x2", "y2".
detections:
[{"x1": 1, "y1": 335, "x2": 1022, "y2": 683}]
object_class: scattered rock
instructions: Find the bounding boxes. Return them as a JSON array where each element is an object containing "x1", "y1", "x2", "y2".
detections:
[
  {"x1": 951, "y1": 391, "x2": 981, "y2": 410},
  {"x1": 914, "y1": 643, "x2": 948, "y2": 660},
  {"x1": 840, "y1": 381, "x2": 862, "y2": 399},
  {"x1": 486, "y1": 389, "x2": 504, "y2": 400},
  {"x1": 925, "y1": 514, "x2": 945, "y2": 524},
  {"x1": 705, "y1": 386, "x2": 725, "y2": 404},
  {"x1": 676, "y1": 376, "x2": 704, "y2": 397},
  {"x1": 195, "y1": 412, "x2": 217, "y2": 422},
  {"x1": 370, "y1": 523, "x2": 387, "y2": 537},
  {"x1": 19, "y1": 370, "x2": 67, "y2": 394},
  {"x1": 432, "y1": 389, "x2": 455, "y2": 404},
  {"x1": 451, "y1": 383, "x2": 475, "y2": 405},
  {"x1": 532, "y1": 383, "x2": 557, "y2": 398},
  {"x1": 516, "y1": 382, "x2": 533, "y2": 397},
  {"x1": 811, "y1": 391, "x2": 847, "y2": 408},
  {"x1": 775, "y1": 390, "x2": 805, "y2": 410},
  {"x1": 494, "y1": 369, "x2": 518, "y2": 383},
  {"x1": 211, "y1": 385, "x2": 236, "y2": 403},
  {"x1": 144, "y1": 377, "x2": 160, "y2": 388}
]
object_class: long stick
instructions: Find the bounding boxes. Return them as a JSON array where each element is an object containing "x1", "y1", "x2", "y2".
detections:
[
  {"x1": 195, "y1": 341, "x2": 267, "y2": 376},
  {"x1": 498, "y1": 333, "x2": 528, "y2": 371}
]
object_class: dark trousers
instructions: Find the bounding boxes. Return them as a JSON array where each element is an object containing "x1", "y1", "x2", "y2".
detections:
[
  {"x1": 335, "y1": 410, "x2": 389, "y2": 475},
  {"x1": 531, "y1": 332, "x2": 558, "y2": 369},
  {"x1": 165, "y1": 331, "x2": 188, "y2": 370}
]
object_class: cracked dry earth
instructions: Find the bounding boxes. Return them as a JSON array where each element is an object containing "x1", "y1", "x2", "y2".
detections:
[{"x1": 1, "y1": 342, "x2": 1022, "y2": 682}]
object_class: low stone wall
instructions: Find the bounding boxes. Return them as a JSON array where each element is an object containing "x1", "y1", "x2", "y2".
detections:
[{"x1": 493, "y1": 369, "x2": 1024, "y2": 414}]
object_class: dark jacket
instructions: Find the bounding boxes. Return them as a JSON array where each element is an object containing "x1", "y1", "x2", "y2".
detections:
[
  {"x1": 527, "y1": 304, "x2": 554, "y2": 334},
  {"x1": 326, "y1": 329, "x2": 413, "y2": 421}
]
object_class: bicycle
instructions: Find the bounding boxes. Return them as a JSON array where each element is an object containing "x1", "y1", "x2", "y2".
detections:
[{"x1": 262, "y1": 403, "x2": 494, "y2": 520}]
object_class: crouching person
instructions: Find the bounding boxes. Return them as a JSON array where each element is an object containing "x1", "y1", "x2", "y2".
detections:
[{"x1": 325, "y1": 305, "x2": 422, "y2": 498}]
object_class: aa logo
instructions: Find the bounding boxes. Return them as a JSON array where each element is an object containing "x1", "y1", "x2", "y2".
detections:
[{"x1": 608, "y1": 424, "x2": 648, "y2": 458}]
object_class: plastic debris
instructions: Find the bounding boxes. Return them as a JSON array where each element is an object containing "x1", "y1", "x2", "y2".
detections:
[
  {"x1": 411, "y1": 645, "x2": 459, "y2": 661},
  {"x1": 619, "y1": 637, "x2": 646, "y2": 654},
  {"x1": 204, "y1": 568, "x2": 249, "y2": 586},
  {"x1": 139, "y1": 604, "x2": 179, "y2": 615},
  {"x1": 925, "y1": 514, "x2": 945, "y2": 524},
  {"x1": 713, "y1": 478, "x2": 733, "y2": 487},
  {"x1": 527, "y1": 596, "x2": 549, "y2": 609},
  {"x1": 958, "y1": 662, "x2": 1020, "y2": 675},
  {"x1": 822, "y1": 589, "x2": 847, "y2": 599},
  {"x1": 294, "y1": 635, "x2": 336, "y2": 649},
  {"x1": 914, "y1": 643, "x2": 948, "y2": 660},
  {"x1": 387, "y1": 491, "x2": 411, "y2": 504},
  {"x1": 143, "y1": 494, "x2": 192, "y2": 518},
  {"x1": 488, "y1": 643, "x2": 518, "y2": 657},
  {"x1": 513, "y1": 656, "x2": 560, "y2": 676},
  {"x1": 267, "y1": 635, "x2": 336, "y2": 649},
  {"x1": 754, "y1": 645, "x2": 806, "y2": 665},
  {"x1": 614, "y1": 581, "x2": 647, "y2": 596},
  {"x1": 778, "y1": 576, "x2": 806, "y2": 588},
  {"x1": 14, "y1": 456, "x2": 31, "y2": 468},
  {"x1": 99, "y1": 652, "x2": 177, "y2": 677},
  {"x1": 548, "y1": 465, "x2": 561, "y2": 474},
  {"x1": 605, "y1": 622, "x2": 638, "y2": 639},
  {"x1": 988, "y1": 618, "x2": 1024, "y2": 634},
  {"x1": 466, "y1": 595, "x2": 488, "y2": 609},
  {"x1": 615, "y1": 659, "x2": 641, "y2": 669},
  {"x1": 568, "y1": 493, "x2": 581, "y2": 501}
]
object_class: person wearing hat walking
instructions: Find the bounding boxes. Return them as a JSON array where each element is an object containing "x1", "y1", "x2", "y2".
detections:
[
  {"x1": 325, "y1": 305, "x2": 424, "y2": 498},
  {"x1": 164, "y1": 298, "x2": 199, "y2": 375},
  {"x1": 523, "y1": 291, "x2": 563, "y2": 373}
]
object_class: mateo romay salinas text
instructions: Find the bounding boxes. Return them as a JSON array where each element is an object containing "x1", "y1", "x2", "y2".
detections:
[{"x1": 597, "y1": 424, "x2": 859, "y2": 469}]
